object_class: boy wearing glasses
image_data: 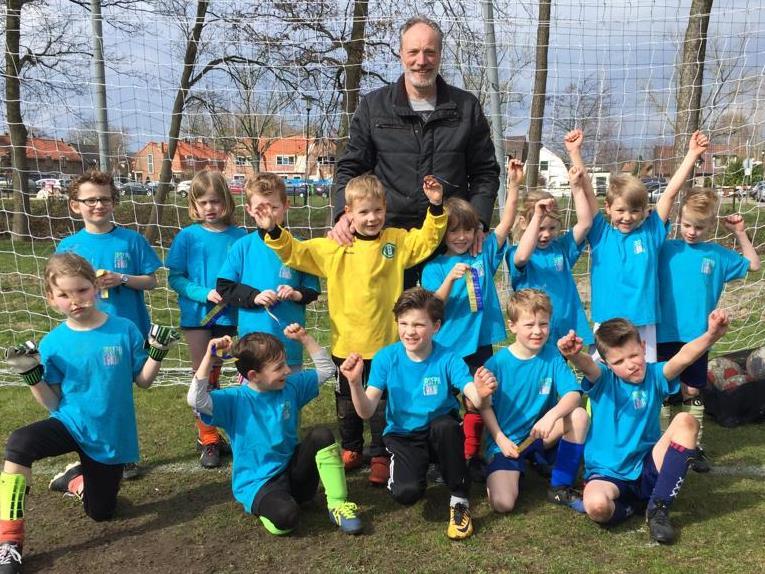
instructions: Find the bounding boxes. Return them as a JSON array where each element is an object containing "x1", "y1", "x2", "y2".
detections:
[{"x1": 57, "y1": 171, "x2": 162, "y2": 338}]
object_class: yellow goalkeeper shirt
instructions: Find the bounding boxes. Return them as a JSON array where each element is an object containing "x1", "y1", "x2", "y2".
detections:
[{"x1": 265, "y1": 207, "x2": 447, "y2": 359}]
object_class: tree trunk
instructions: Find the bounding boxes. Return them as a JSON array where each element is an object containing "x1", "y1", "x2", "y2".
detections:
[
  {"x1": 5, "y1": 0, "x2": 32, "y2": 239},
  {"x1": 144, "y1": 0, "x2": 209, "y2": 244},
  {"x1": 335, "y1": 0, "x2": 368, "y2": 159},
  {"x1": 673, "y1": 0, "x2": 713, "y2": 179},
  {"x1": 526, "y1": 0, "x2": 551, "y2": 190}
]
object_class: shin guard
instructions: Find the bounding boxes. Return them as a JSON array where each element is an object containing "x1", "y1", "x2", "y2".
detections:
[
  {"x1": 682, "y1": 397, "x2": 705, "y2": 444},
  {"x1": 315, "y1": 443, "x2": 348, "y2": 509}
]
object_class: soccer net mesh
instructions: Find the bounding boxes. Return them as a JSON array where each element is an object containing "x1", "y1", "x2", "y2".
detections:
[{"x1": 1, "y1": 0, "x2": 763, "y2": 385}]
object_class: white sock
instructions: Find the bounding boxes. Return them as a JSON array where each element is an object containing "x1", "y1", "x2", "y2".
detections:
[{"x1": 450, "y1": 495, "x2": 469, "y2": 508}]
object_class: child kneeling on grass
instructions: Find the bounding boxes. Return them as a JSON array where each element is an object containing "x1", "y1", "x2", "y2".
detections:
[
  {"x1": 186, "y1": 324, "x2": 363, "y2": 536},
  {"x1": 0, "y1": 253, "x2": 178, "y2": 574},
  {"x1": 558, "y1": 309, "x2": 729, "y2": 544},
  {"x1": 341, "y1": 287, "x2": 496, "y2": 540}
]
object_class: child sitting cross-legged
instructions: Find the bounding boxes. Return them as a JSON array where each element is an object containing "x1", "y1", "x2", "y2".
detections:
[{"x1": 186, "y1": 324, "x2": 363, "y2": 536}]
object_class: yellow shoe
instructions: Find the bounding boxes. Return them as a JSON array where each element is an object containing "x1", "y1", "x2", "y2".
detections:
[{"x1": 447, "y1": 503, "x2": 473, "y2": 540}]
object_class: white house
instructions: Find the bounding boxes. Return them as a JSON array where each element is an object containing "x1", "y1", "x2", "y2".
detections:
[{"x1": 538, "y1": 146, "x2": 611, "y2": 196}]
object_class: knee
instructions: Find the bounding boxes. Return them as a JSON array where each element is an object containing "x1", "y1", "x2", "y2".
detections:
[
  {"x1": 391, "y1": 483, "x2": 424, "y2": 506},
  {"x1": 568, "y1": 407, "x2": 590, "y2": 431},
  {"x1": 489, "y1": 493, "x2": 517, "y2": 514},
  {"x1": 306, "y1": 426, "x2": 336, "y2": 450},
  {"x1": 264, "y1": 500, "x2": 300, "y2": 532},
  {"x1": 672, "y1": 412, "x2": 700, "y2": 434},
  {"x1": 583, "y1": 496, "x2": 612, "y2": 523},
  {"x1": 5, "y1": 429, "x2": 34, "y2": 466}
]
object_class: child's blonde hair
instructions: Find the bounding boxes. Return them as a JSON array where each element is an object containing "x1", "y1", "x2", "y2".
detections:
[
  {"x1": 444, "y1": 197, "x2": 480, "y2": 232},
  {"x1": 512, "y1": 190, "x2": 560, "y2": 242},
  {"x1": 188, "y1": 169, "x2": 236, "y2": 225},
  {"x1": 245, "y1": 173, "x2": 287, "y2": 204},
  {"x1": 345, "y1": 174, "x2": 387, "y2": 208},
  {"x1": 679, "y1": 188, "x2": 718, "y2": 224},
  {"x1": 44, "y1": 252, "x2": 97, "y2": 294},
  {"x1": 507, "y1": 288, "x2": 552, "y2": 323},
  {"x1": 606, "y1": 174, "x2": 648, "y2": 210}
]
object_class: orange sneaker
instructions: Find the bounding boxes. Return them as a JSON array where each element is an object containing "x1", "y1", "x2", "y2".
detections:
[
  {"x1": 342, "y1": 449, "x2": 363, "y2": 471},
  {"x1": 368, "y1": 456, "x2": 390, "y2": 486}
]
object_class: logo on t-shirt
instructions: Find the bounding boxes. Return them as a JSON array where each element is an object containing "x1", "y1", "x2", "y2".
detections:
[
  {"x1": 422, "y1": 376, "x2": 440, "y2": 396},
  {"x1": 472, "y1": 261, "x2": 485, "y2": 277},
  {"x1": 632, "y1": 240, "x2": 644, "y2": 255},
  {"x1": 281, "y1": 401, "x2": 291, "y2": 421},
  {"x1": 381, "y1": 243, "x2": 396, "y2": 259},
  {"x1": 553, "y1": 255, "x2": 564, "y2": 272},
  {"x1": 539, "y1": 377, "x2": 552, "y2": 395},
  {"x1": 278, "y1": 265, "x2": 293, "y2": 280},
  {"x1": 701, "y1": 257, "x2": 715, "y2": 275},
  {"x1": 114, "y1": 251, "x2": 130, "y2": 270},
  {"x1": 631, "y1": 390, "x2": 647, "y2": 410},
  {"x1": 102, "y1": 345, "x2": 123, "y2": 367}
]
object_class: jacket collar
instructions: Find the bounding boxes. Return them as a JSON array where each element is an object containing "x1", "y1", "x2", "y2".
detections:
[{"x1": 392, "y1": 74, "x2": 457, "y2": 116}]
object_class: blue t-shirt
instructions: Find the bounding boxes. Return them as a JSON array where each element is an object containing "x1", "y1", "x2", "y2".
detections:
[
  {"x1": 421, "y1": 232, "x2": 507, "y2": 357},
  {"x1": 658, "y1": 240, "x2": 749, "y2": 343},
  {"x1": 587, "y1": 211, "x2": 669, "y2": 326},
  {"x1": 40, "y1": 315, "x2": 148, "y2": 464},
  {"x1": 165, "y1": 224, "x2": 247, "y2": 328},
  {"x1": 582, "y1": 361, "x2": 679, "y2": 481},
  {"x1": 217, "y1": 232, "x2": 320, "y2": 366},
  {"x1": 200, "y1": 371, "x2": 319, "y2": 513},
  {"x1": 56, "y1": 226, "x2": 162, "y2": 335},
  {"x1": 507, "y1": 231, "x2": 594, "y2": 345},
  {"x1": 483, "y1": 344, "x2": 579, "y2": 458},
  {"x1": 368, "y1": 342, "x2": 472, "y2": 435}
]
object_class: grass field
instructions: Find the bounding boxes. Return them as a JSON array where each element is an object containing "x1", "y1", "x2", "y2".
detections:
[{"x1": 0, "y1": 195, "x2": 764, "y2": 572}]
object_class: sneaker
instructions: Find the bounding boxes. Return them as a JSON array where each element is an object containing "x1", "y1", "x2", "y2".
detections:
[
  {"x1": 328, "y1": 502, "x2": 363, "y2": 535},
  {"x1": 0, "y1": 542, "x2": 22, "y2": 574},
  {"x1": 447, "y1": 503, "x2": 473, "y2": 540},
  {"x1": 467, "y1": 457, "x2": 486, "y2": 484},
  {"x1": 547, "y1": 486, "x2": 585, "y2": 513},
  {"x1": 49, "y1": 462, "x2": 82, "y2": 494},
  {"x1": 646, "y1": 501, "x2": 675, "y2": 544},
  {"x1": 200, "y1": 443, "x2": 222, "y2": 469},
  {"x1": 691, "y1": 447, "x2": 711, "y2": 473},
  {"x1": 122, "y1": 462, "x2": 141, "y2": 481},
  {"x1": 341, "y1": 450, "x2": 363, "y2": 471},
  {"x1": 196, "y1": 438, "x2": 231, "y2": 456},
  {"x1": 368, "y1": 456, "x2": 390, "y2": 486}
]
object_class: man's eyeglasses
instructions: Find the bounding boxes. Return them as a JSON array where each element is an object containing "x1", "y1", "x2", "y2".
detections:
[{"x1": 74, "y1": 197, "x2": 114, "y2": 207}]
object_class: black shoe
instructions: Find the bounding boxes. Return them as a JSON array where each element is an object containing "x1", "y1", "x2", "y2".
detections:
[
  {"x1": 467, "y1": 457, "x2": 486, "y2": 484},
  {"x1": 646, "y1": 501, "x2": 675, "y2": 544},
  {"x1": 49, "y1": 462, "x2": 83, "y2": 494},
  {"x1": 691, "y1": 448, "x2": 711, "y2": 473},
  {"x1": 200, "y1": 442, "x2": 222, "y2": 469},
  {"x1": 122, "y1": 462, "x2": 141, "y2": 480},
  {"x1": 197, "y1": 438, "x2": 231, "y2": 456},
  {"x1": 547, "y1": 486, "x2": 585, "y2": 513},
  {"x1": 0, "y1": 542, "x2": 22, "y2": 574}
]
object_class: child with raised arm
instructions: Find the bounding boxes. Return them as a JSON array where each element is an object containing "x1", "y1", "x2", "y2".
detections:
[
  {"x1": 341, "y1": 287, "x2": 496, "y2": 540},
  {"x1": 0, "y1": 253, "x2": 178, "y2": 572},
  {"x1": 558, "y1": 309, "x2": 729, "y2": 544},
  {"x1": 166, "y1": 170, "x2": 246, "y2": 469},
  {"x1": 420, "y1": 158, "x2": 522, "y2": 479},
  {"x1": 479, "y1": 289, "x2": 588, "y2": 514},
  {"x1": 216, "y1": 173, "x2": 320, "y2": 372},
  {"x1": 254, "y1": 174, "x2": 447, "y2": 486},
  {"x1": 186, "y1": 324, "x2": 362, "y2": 536},
  {"x1": 509, "y1": 161, "x2": 594, "y2": 347},
  {"x1": 574, "y1": 129, "x2": 710, "y2": 361},
  {"x1": 657, "y1": 188, "x2": 760, "y2": 472}
]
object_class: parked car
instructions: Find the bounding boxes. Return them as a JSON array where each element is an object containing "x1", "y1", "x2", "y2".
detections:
[
  {"x1": 146, "y1": 181, "x2": 176, "y2": 194},
  {"x1": 228, "y1": 181, "x2": 244, "y2": 194},
  {"x1": 642, "y1": 177, "x2": 667, "y2": 203},
  {"x1": 176, "y1": 180, "x2": 193, "y2": 198},
  {"x1": 119, "y1": 182, "x2": 152, "y2": 196}
]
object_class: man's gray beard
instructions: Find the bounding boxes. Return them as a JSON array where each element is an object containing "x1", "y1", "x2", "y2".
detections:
[{"x1": 405, "y1": 69, "x2": 438, "y2": 90}]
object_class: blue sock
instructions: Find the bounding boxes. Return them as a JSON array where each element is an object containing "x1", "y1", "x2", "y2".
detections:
[
  {"x1": 648, "y1": 442, "x2": 694, "y2": 512},
  {"x1": 604, "y1": 499, "x2": 635, "y2": 526},
  {"x1": 550, "y1": 438, "x2": 584, "y2": 488}
]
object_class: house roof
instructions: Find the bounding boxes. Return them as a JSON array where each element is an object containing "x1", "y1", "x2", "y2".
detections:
[
  {"x1": 0, "y1": 135, "x2": 81, "y2": 161},
  {"x1": 135, "y1": 140, "x2": 227, "y2": 162}
]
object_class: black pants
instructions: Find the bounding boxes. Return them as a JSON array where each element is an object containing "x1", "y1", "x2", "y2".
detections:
[
  {"x1": 250, "y1": 427, "x2": 335, "y2": 531},
  {"x1": 384, "y1": 414, "x2": 469, "y2": 505},
  {"x1": 333, "y1": 355, "x2": 387, "y2": 457},
  {"x1": 5, "y1": 418, "x2": 123, "y2": 522}
]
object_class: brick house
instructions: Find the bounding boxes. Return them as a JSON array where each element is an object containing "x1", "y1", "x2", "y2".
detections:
[
  {"x1": 651, "y1": 143, "x2": 744, "y2": 183},
  {"x1": 225, "y1": 136, "x2": 337, "y2": 182},
  {"x1": 0, "y1": 134, "x2": 82, "y2": 178},
  {"x1": 132, "y1": 139, "x2": 227, "y2": 182}
]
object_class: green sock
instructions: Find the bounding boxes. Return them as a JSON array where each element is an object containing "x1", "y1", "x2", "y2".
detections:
[
  {"x1": 683, "y1": 398, "x2": 705, "y2": 444},
  {"x1": 258, "y1": 515, "x2": 292, "y2": 536},
  {"x1": 0, "y1": 473, "x2": 26, "y2": 520},
  {"x1": 315, "y1": 443, "x2": 348, "y2": 510}
]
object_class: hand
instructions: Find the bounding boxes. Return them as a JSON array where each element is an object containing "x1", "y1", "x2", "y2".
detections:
[
  {"x1": 96, "y1": 270, "x2": 121, "y2": 289},
  {"x1": 688, "y1": 130, "x2": 709, "y2": 156},
  {"x1": 707, "y1": 309, "x2": 730, "y2": 341},
  {"x1": 470, "y1": 228, "x2": 486, "y2": 257},
  {"x1": 496, "y1": 433, "x2": 519, "y2": 459},
  {"x1": 473, "y1": 366, "x2": 497, "y2": 399},
  {"x1": 252, "y1": 202, "x2": 276, "y2": 231},
  {"x1": 283, "y1": 323, "x2": 309, "y2": 343},
  {"x1": 507, "y1": 159, "x2": 524, "y2": 187},
  {"x1": 564, "y1": 129, "x2": 584, "y2": 154},
  {"x1": 534, "y1": 198, "x2": 556, "y2": 218},
  {"x1": 568, "y1": 165, "x2": 584, "y2": 187},
  {"x1": 254, "y1": 290, "x2": 278, "y2": 307},
  {"x1": 340, "y1": 353, "x2": 365, "y2": 386},
  {"x1": 448, "y1": 262, "x2": 471, "y2": 281},
  {"x1": 557, "y1": 330, "x2": 584, "y2": 358},
  {"x1": 206, "y1": 289, "x2": 223, "y2": 304},
  {"x1": 276, "y1": 284, "x2": 301, "y2": 302},
  {"x1": 147, "y1": 324, "x2": 181, "y2": 361},
  {"x1": 208, "y1": 335, "x2": 234, "y2": 358},
  {"x1": 422, "y1": 175, "x2": 443, "y2": 205},
  {"x1": 531, "y1": 412, "x2": 557, "y2": 441},
  {"x1": 722, "y1": 213, "x2": 745, "y2": 234},
  {"x1": 327, "y1": 213, "x2": 355, "y2": 246},
  {"x1": 5, "y1": 341, "x2": 43, "y2": 385}
]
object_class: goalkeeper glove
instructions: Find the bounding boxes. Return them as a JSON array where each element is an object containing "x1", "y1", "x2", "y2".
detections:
[
  {"x1": 147, "y1": 324, "x2": 181, "y2": 361},
  {"x1": 5, "y1": 341, "x2": 44, "y2": 386}
]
